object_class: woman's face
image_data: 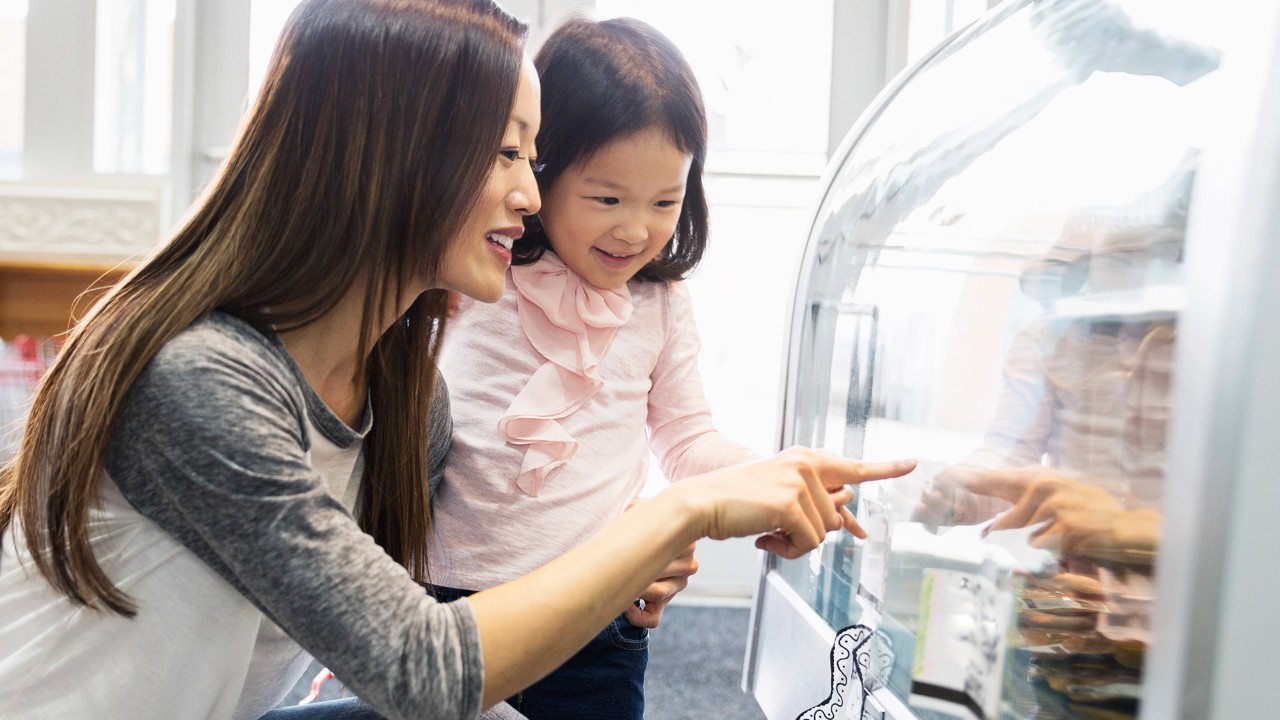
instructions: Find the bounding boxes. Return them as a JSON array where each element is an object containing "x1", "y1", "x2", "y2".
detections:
[{"x1": 439, "y1": 57, "x2": 542, "y2": 302}]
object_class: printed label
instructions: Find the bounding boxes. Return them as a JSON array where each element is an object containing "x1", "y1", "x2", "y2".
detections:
[{"x1": 909, "y1": 569, "x2": 1012, "y2": 720}]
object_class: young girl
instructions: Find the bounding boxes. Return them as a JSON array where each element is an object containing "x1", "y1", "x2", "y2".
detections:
[
  {"x1": 0, "y1": 2, "x2": 912, "y2": 719},
  {"x1": 432, "y1": 17, "x2": 762, "y2": 719}
]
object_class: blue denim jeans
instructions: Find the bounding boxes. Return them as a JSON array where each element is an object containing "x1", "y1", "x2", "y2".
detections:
[
  {"x1": 427, "y1": 584, "x2": 648, "y2": 720},
  {"x1": 257, "y1": 698, "x2": 384, "y2": 719}
]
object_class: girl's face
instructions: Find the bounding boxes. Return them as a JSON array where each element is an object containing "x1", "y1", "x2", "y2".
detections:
[
  {"x1": 439, "y1": 57, "x2": 542, "y2": 303},
  {"x1": 539, "y1": 127, "x2": 693, "y2": 290}
]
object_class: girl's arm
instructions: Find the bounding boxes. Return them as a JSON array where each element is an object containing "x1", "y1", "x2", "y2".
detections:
[
  {"x1": 469, "y1": 449, "x2": 915, "y2": 706},
  {"x1": 646, "y1": 282, "x2": 758, "y2": 481}
]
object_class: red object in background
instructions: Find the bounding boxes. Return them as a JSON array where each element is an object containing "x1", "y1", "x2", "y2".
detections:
[
  {"x1": 0, "y1": 334, "x2": 52, "y2": 459},
  {"x1": 14, "y1": 335, "x2": 38, "y2": 362}
]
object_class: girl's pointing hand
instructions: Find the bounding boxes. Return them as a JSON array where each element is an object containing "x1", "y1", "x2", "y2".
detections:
[{"x1": 669, "y1": 449, "x2": 916, "y2": 559}]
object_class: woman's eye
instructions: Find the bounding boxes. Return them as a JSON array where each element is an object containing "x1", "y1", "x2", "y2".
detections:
[{"x1": 500, "y1": 150, "x2": 544, "y2": 173}]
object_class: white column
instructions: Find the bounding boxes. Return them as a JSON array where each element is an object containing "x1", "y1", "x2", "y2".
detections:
[
  {"x1": 176, "y1": 0, "x2": 249, "y2": 213},
  {"x1": 827, "y1": 0, "x2": 902, "y2": 157}
]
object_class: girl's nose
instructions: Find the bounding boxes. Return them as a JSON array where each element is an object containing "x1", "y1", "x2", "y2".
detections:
[{"x1": 613, "y1": 215, "x2": 647, "y2": 244}]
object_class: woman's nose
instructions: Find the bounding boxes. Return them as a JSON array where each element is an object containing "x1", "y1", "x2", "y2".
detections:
[{"x1": 508, "y1": 165, "x2": 541, "y2": 216}]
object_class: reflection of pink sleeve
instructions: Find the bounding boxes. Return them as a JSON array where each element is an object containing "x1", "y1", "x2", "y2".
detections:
[
  {"x1": 646, "y1": 282, "x2": 757, "y2": 482},
  {"x1": 964, "y1": 318, "x2": 1062, "y2": 469},
  {"x1": 947, "y1": 319, "x2": 1065, "y2": 524}
]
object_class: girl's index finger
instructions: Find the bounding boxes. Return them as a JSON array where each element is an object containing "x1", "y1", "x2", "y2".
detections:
[
  {"x1": 846, "y1": 458, "x2": 917, "y2": 484},
  {"x1": 799, "y1": 450, "x2": 914, "y2": 490},
  {"x1": 805, "y1": 455, "x2": 915, "y2": 491}
]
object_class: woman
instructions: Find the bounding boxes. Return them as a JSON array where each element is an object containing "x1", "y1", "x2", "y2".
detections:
[{"x1": 0, "y1": 2, "x2": 913, "y2": 719}]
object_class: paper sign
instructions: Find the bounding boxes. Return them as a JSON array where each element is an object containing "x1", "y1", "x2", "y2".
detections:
[
  {"x1": 856, "y1": 494, "x2": 891, "y2": 615},
  {"x1": 909, "y1": 569, "x2": 1012, "y2": 720}
]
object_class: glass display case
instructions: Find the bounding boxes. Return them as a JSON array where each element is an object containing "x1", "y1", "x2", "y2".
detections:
[{"x1": 744, "y1": 1, "x2": 1279, "y2": 718}]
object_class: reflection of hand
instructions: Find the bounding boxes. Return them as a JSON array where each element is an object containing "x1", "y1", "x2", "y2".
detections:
[
  {"x1": 964, "y1": 467, "x2": 1161, "y2": 566},
  {"x1": 622, "y1": 498, "x2": 698, "y2": 628},
  {"x1": 1064, "y1": 507, "x2": 1160, "y2": 566},
  {"x1": 968, "y1": 467, "x2": 1120, "y2": 533},
  {"x1": 670, "y1": 448, "x2": 916, "y2": 559},
  {"x1": 912, "y1": 466, "x2": 963, "y2": 527},
  {"x1": 912, "y1": 465, "x2": 1006, "y2": 527}
]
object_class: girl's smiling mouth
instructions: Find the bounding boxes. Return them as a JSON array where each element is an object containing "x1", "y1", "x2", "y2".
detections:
[{"x1": 593, "y1": 247, "x2": 638, "y2": 269}]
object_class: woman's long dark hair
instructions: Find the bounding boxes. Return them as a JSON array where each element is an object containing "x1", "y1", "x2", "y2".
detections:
[
  {"x1": 514, "y1": 16, "x2": 710, "y2": 282},
  {"x1": 0, "y1": 0, "x2": 527, "y2": 615}
]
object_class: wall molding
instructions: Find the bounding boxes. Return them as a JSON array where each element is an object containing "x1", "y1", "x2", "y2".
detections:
[{"x1": 0, "y1": 183, "x2": 167, "y2": 262}]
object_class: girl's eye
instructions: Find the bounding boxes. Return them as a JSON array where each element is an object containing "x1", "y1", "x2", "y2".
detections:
[
  {"x1": 655, "y1": 200, "x2": 680, "y2": 208},
  {"x1": 593, "y1": 197, "x2": 620, "y2": 206}
]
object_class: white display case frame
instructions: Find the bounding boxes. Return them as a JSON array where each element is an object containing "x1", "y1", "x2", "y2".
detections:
[{"x1": 744, "y1": 2, "x2": 1280, "y2": 718}]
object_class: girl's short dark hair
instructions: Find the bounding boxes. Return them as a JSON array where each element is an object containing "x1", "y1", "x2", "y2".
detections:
[{"x1": 515, "y1": 16, "x2": 710, "y2": 282}]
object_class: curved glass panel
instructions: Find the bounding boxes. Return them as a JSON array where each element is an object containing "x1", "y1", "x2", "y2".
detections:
[{"x1": 774, "y1": 1, "x2": 1225, "y2": 717}]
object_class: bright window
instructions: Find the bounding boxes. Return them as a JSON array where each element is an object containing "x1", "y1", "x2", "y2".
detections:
[
  {"x1": 907, "y1": 0, "x2": 990, "y2": 64},
  {"x1": 93, "y1": 0, "x2": 176, "y2": 174},
  {"x1": 248, "y1": 0, "x2": 305, "y2": 96},
  {"x1": 595, "y1": 0, "x2": 834, "y2": 176}
]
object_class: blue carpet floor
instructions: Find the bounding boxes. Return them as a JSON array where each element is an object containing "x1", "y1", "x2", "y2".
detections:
[{"x1": 281, "y1": 604, "x2": 768, "y2": 719}]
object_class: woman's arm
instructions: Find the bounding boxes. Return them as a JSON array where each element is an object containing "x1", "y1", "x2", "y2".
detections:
[
  {"x1": 469, "y1": 450, "x2": 915, "y2": 706},
  {"x1": 110, "y1": 318, "x2": 488, "y2": 720}
]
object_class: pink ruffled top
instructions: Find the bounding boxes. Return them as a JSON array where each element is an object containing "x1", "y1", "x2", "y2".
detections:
[{"x1": 499, "y1": 253, "x2": 633, "y2": 496}]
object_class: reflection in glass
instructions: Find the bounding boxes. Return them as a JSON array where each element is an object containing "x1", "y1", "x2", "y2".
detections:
[
  {"x1": 906, "y1": 0, "x2": 989, "y2": 65},
  {"x1": 774, "y1": 0, "x2": 1220, "y2": 717}
]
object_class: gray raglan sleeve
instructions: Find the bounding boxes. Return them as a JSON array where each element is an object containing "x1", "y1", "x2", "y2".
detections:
[
  {"x1": 428, "y1": 373, "x2": 452, "y2": 499},
  {"x1": 108, "y1": 321, "x2": 483, "y2": 720}
]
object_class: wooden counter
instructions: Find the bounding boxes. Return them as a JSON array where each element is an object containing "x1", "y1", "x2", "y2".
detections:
[{"x1": 0, "y1": 260, "x2": 132, "y2": 340}]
